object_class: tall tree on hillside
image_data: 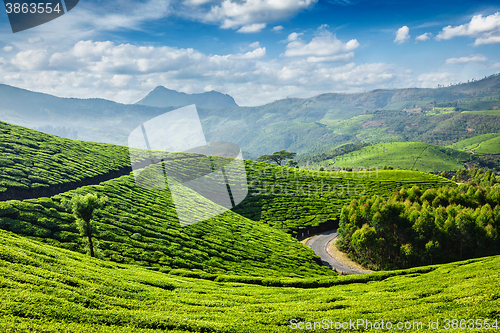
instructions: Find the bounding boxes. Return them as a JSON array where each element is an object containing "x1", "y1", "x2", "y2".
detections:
[
  {"x1": 257, "y1": 150, "x2": 297, "y2": 166},
  {"x1": 66, "y1": 193, "x2": 107, "y2": 257}
]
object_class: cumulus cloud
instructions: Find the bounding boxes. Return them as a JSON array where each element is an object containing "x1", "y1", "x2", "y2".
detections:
[
  {"x1": 237, "y1": 23, "x2": 266, "y2": 33},
  {"x1": 272, "y1": 25, "x2": 284, "y2": 32},
  {"x1": 436, "y1": 12, "x2": 500, "y2": 45},
  {"x1": 287, "y1": 32, "x2": 302, "y2": 42},
  {"x1": 445, "y1": 55, "x2": 487, "y2": 65},
  {"x1": 230, "y1": 47, "x2": 266, "y2": 59},
  {"x1": 249, "y1": 42, "x2": 260, "y2": 49},
  {"x1": 415, "y1": 33, "x2": 431, "y2": 42},
  {"x1": 3, "y1": 46, "x2": 13, "y2": 52},
  {"x1": 474, "y1": 36, "x2": 500, "y2": 45},
  {"x1": 394, "y1": 26, "x2": 410, "y2": 44},
  {"x1": 192, "y1": 0, "x2": 316, "y2": 31},
  {"x1": 284, "y1": 29, "x2": 359, "y2": 63},
  {"x1": 0, "y1": 39, "x2": 408, "y2": 106}
]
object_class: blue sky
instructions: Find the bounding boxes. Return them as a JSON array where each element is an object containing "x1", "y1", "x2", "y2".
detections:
[{"x1": 0, "y1": 0, "x2": 499, "y2": 106}]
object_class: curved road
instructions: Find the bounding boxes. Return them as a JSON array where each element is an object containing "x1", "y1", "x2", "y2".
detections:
[{"x1": 307, "y1": 230, "x2": 368, "y2": 275}]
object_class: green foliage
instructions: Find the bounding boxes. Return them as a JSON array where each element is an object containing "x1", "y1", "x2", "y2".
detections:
[
  {"x1": 462, "y1": 110, "x2": 500, "y2": 116},
  {"x1": 453, "y1": 168, "x2": 500, "y2": 187},
  {"x1": 338, "y1": 183, "x2": 500, "y2": 270},
  {"x1": 0, "y1": 172, "x2": 332, "y2": 278},
  {"x1": 234, "y1": 161, "x2": 452, "y2": 233},
  {"x1": 322, "y1": 142, "x2": 470, "y2": 172},
  {"x1": 0, "y1": 228, "x2": 499, "y2": 332},
  {"x1": 257, "y1": 150, "x2": 297, "y2": 166},
  {"x1": 295, "y1": 142, "x2": 369, "y2": 165},
  {"x1": 65, "y1": 193, "x2": 107, "y2": 257},
  {"x1": 0, "y1": 121, "x2": 142, "y2": 194}
]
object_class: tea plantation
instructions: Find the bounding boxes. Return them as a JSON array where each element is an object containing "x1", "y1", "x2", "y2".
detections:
[
  {"x1": 0, "y1": 229, "x2": 499, "y2": 332},
  {"x1": 0, "y1": 172, "x2": 336, "y2": 278},
  {"x1": 0, "y1": 121, "x2": 132, "y2": 195},
  {"x1": 320, "y1": 142, "x2": 470, "y2": 172},
  {"x1": 0, "y1": 122, "x2": 499, "y2": 332},
  {"x1": 234, "y1": 162, "x2": 453, "y2": 232}
]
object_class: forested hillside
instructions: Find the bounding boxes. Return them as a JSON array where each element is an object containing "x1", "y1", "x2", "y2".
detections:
[
  {"x1": 338, "y1": 169, "x2": 500, "y2": 270},
  {"x1": 1, "y1": 74, "x2": 500, "y2": 158}
]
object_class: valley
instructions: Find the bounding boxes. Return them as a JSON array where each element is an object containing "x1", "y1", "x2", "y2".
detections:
[{"x1": 0, "y1": 75, "x2": 499, "y2": 331}]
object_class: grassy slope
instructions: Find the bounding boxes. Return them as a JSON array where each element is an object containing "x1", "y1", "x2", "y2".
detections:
[
  {"x1": 234, "y1": 161, "x2": 453, "y2": 232},
  {"x1": 0, "y1": 229, "x2": 499, "y2": 332},
  {"x1": 448, "y1": 133, "x2": 500, "y2": 155},
  {"x1": 321, "y1": 142, "x2": 469, "y2": 172},
  {"x1": 475, "y1": 135, "x2": 500, "y2": 154},
  {"x1": 462, "y1": 110, "x2": 500, "y2": 116},
  {"x1": 447, "y1": 133, "x2": 500, "y2": 150},
  {"x1": 0, "y1": 121, "x2": 134, "y2": 193},
  {"x1": 0, "y1": 172, "x2": 332, "y2": 278}
]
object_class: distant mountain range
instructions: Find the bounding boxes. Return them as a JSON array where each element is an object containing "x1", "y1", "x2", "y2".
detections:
[
  {"x1": 136, "y1": 86, "x2": 238, "y2": 108},
  {"x1": 0, "y1": 73, "x2": 499, "y2": 158}
]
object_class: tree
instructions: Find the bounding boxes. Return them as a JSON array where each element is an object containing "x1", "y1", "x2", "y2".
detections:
[
  {"x1": 66, "y1": 193, "x2": 107, "y2": 257},
  {"x1": 257, "y1": 150, "x2": 297, "y2": 166}
]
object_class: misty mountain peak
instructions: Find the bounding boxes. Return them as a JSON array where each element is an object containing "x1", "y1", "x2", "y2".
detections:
[{"x1": 136, "y1": 86, "x2": 238, "y2": 109}]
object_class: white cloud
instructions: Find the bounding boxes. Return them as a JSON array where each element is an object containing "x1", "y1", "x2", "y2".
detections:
[
  {"x1": 249, "y1": 42, "x2": 260, "y2": 49},
  {"x1": 3, "y1": 46, "x2": 13, "y2": 52},
  {"x1": 237, "y1": 23, "x2": 266, "y2": 33},
  {"x1": 284, "y1": 29, "x2": 359, "y2": 61},
  {"x1": 11, "y1": 50, "x2": 49, "y2": 70},
  {"x1": 272, "y1": 25, "x2": 284, "y2": 32},
  {"x1": 0, "y1": 39, "x2": 409, "y2": 106},
  {"x1": 193, "y1": 0, "x2": 317, "y2": 31},
  {"x1": 445, "y1": 55, "x2": 487, "y2": 65},
  {"x1": 415, "y1": 33, "x2": 431, "y2": 42},
  {"x1": 306, "y1": 52, "x2": 355, "y2": 63},
  {"x1": 287, "y1": 32, "x2": 302, "y2": 42},
  {"x1": 394, "y1": 26, "x2": 410, "y2": 44},
  {"x1": 230, "y1": 47, "x2": 266, "y2": 59},
  {"x1": 436, "y1": 12, "x2": 500, "y2": 45},
  {"x1": 474, "y1": 36, "x2": 500, "y2": 45}
]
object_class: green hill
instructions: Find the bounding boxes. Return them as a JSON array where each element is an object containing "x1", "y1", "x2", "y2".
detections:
[
  {"x1": 0, "y1": 171, "x2": 333, "y2": 278},
  {"x1": 462, "y1": 110, "x2": 500, "y2": 116},
  {"x1": 0, "y1": 121, "x2": 135, "y2": 199},
  {"x1": 2, "y1": 73, "x2": 500, "y2": 158},
  {"x1": 0, "y1": 121, "x2": 499, "y2": 332},
  {"x1": 448, "y1": 133, "x2": 500, "y2": 155},
  {"x1": 233, "y1": 162, "x2": 452, "y2": 232},
  {"x1": 320, "y1": 142, "x2": 470, "y2": 172},
  {"x1": 0, "y1": 228, "x2": 499, "y2": 332}
]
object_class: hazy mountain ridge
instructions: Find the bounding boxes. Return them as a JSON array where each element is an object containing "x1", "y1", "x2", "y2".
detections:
[
  {"x1": 136, "y1": 86, "x2": 238, "y2": 108},
  {"x1": 0, "y1": 73, "x2": 499, "y2": 157}
]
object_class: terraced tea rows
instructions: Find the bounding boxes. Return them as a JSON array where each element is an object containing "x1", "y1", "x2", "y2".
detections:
[
  {"x1": 0, "y1": 121, "x2": 133, "y2": 197},
  {"x1": 234, "y1": 162, "x2": 454, "y2": 233},
  {"x1": 0, "y1": 172, "x2": 333, "y2": 278},
  {"x1": 319, "y1": 142, "x2": 470, "y2": 172},
  {"x1": 0, "y1": 228, "x2": 499, "y2": 332}
]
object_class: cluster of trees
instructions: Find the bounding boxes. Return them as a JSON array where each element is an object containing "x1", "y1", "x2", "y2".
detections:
[
  {"x1": 452, "y1": 168, "x2": 498, "y2": 187},
  {"x1": 257, "y1": 150, "x2": 296, "y2": 166},
  {"x1": 338, "y1": 183, "x2": 500, "y2": 270},
  {"x1": 295, "y1": 143, "x2": 369, "y2": 165}
]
